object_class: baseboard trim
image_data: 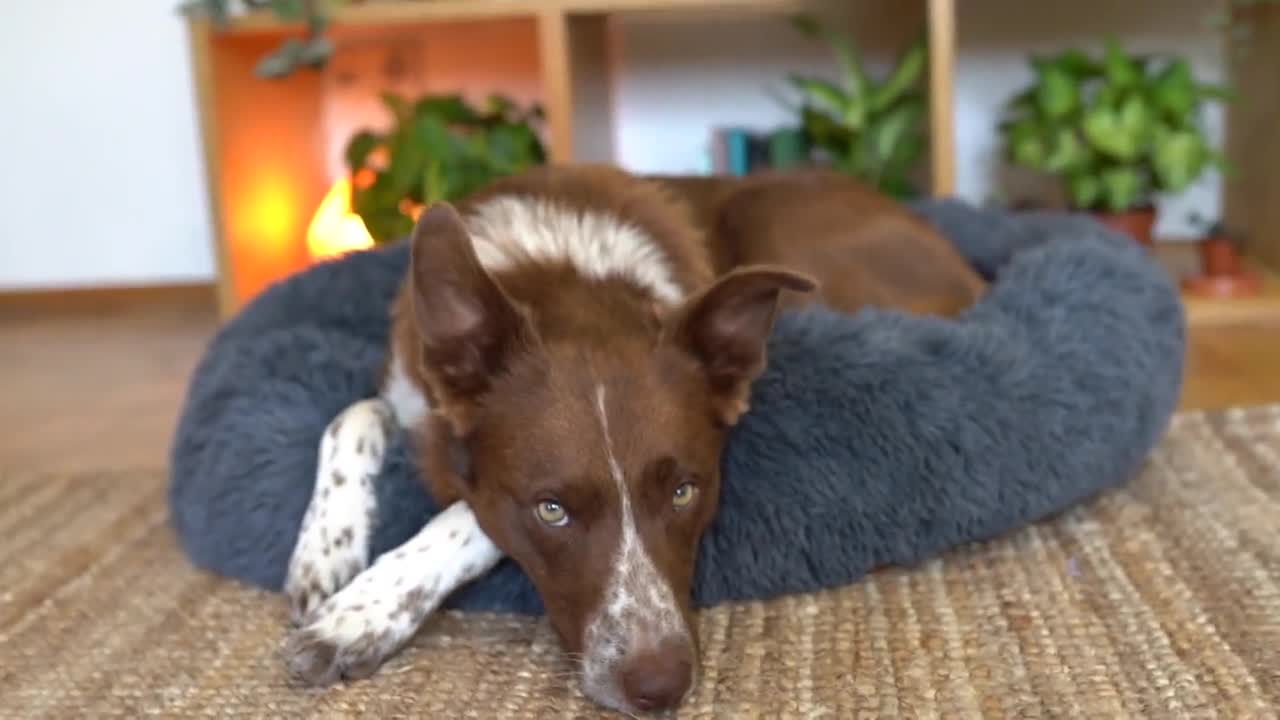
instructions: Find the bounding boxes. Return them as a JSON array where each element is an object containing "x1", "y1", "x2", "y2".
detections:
[{"x1": 0, "y1": 282, "x2": 218, "y2": 315}]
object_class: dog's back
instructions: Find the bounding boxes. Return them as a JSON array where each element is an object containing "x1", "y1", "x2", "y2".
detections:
[{"x1": 652, "y1": 169, "x2": 986, "y2": 316}]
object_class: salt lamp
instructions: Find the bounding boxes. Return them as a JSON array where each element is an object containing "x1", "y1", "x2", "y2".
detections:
[{"x1": 306, "y1": 176, "x2": 375, "y2": 261}]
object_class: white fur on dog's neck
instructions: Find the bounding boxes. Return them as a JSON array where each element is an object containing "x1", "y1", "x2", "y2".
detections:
[{"x1": 465, "y1": 195, "x2": 685, "y2": 305}]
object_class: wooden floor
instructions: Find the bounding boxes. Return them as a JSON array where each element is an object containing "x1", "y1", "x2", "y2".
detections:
[
  {"x1": 1, "y1": 288, "x2": 1279, "y2": 475},
  {"x1": 0, "y1": 292, "x2": 218, "y2": 475}
]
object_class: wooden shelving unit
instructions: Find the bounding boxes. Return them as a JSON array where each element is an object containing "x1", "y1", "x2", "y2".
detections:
[
  {"x1": 1224, "y1": 2, "x2": 1280, "y2": 275},
  {"x1": 188, "y1": 0, "x2": 957, "y2": 317},
  {"x1": 209, "y1": 0, "x2": 957, "y2": 191}
]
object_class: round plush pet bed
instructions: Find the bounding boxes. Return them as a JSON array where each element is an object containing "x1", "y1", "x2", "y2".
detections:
[{"x1": 169, "y1": 198, "x2": 1186, "y2": 614}]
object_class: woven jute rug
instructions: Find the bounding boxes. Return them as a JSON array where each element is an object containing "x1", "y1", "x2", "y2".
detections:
[{"x1": 3, "y1": 406, "x2": 1279, "y2": 719}]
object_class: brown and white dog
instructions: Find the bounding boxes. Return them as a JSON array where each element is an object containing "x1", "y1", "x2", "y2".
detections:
[{"x1": 280, "y1": 165, "x2": 985, "y2": 714}]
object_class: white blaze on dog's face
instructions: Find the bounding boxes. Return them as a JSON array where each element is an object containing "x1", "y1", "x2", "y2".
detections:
[{"x1": 405, "y1": 202, "x2": 814, "y2": 714}]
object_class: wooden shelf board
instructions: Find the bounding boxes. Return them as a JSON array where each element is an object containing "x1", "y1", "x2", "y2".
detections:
[
  {"x1": 1182, "y1": 272, "x2": 1280, "y2": 326},
  {"x1": 222, "y1": 0, "x2": 826, "y2": 34},
  {"x1": 557, "y1": 0, "x2": 816, "y2": 13},
  {"x1": 225, "y1": 0, "x2": 543, "y2": 34}
]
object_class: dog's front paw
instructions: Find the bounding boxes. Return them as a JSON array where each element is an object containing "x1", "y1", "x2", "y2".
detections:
[
  {"x1": 284, "y1": 552, "x2": 366, "y2": 626},
  {"x1": 285, "y1": 400, "x2": 391, "y2": 625},
  {"x1": 282, "y1": 617, "x2": 397, "y2": 686},
  {"x1": 281, "y1": 562, "x2": 425, "y2": 686}
]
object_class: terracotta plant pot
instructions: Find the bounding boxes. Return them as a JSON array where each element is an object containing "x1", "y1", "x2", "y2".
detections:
[
  {"x1": 1182, "y1": 234, "x2": 1262, "y2": 299},
  {"x1": 1090, "y1": 206, "x2": 1157, "y2": 248},
  {"x1": 1199, "y1": 235, "x2": 1241, "y2": 276}
]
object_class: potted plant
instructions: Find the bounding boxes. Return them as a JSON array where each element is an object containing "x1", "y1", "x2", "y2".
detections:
[
  {"x1": 998, "y1": 38, "x2": 1231, "y2": 246},
  {"x1": 785, "y1": 14, "x2": 929, "y2": 199},
  {"x1": 1182, "y1": 212, "x2": 1260, "y2": 297},
  {"x1": 343, "y1": 92, "x2": 547, "y2": 244}
]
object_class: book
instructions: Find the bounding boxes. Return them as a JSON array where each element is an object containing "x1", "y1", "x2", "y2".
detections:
[{"x1": 709, "y1": 126, "x2": 810, "y2": 176}]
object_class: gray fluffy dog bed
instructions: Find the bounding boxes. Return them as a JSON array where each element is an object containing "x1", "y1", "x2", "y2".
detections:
[{"x1": 169, "y1": 198, "x2": 1186, "y2": 614}]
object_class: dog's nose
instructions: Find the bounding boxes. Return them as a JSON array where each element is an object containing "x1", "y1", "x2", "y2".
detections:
[{"x1": 618, "y1": 639, "x2": 694, "y2": 712}]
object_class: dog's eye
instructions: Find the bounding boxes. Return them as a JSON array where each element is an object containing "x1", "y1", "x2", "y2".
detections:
[
  {"x1": 672, "y1": 482, "x2": 698, "y2": 509},
  {"x1": 535, "y1": 499, "x2": 570, "y2": 527}
]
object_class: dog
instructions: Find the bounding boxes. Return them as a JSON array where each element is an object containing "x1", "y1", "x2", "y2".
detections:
[{"x1": 279, "y1": 165, "x2": 985, "y2": 714}]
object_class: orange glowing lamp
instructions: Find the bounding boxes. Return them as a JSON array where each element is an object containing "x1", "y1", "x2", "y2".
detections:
[{"x1": 306, "y1": 176, "x2": 376, "y2": 261}]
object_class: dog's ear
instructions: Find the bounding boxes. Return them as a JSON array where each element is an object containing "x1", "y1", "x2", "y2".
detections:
[
  {"x1": 409, "y1": 202, "x2": 537, "y2": 435},
  {"x1": 663, "y1": 266, "x2": 816, "y2": 426}
]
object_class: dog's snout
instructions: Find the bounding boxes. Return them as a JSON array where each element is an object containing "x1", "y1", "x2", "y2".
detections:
[{"x1": 618, "y1": 637, "x2": 694, "y2": 712}]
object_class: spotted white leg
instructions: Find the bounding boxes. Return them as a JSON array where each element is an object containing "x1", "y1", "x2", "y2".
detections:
[
  {"x1": 284, "y1": 398, "x2": 395, "y2": 625},
  {"x1": 281, "y1": 500, "x2": 504, "y2": 685}
]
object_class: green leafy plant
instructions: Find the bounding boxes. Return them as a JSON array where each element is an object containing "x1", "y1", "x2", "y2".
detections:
[
  {"x1": 345, "y1": 92, "x2": 547, "y2": 243},
  {"x1": 786, "y1": 14, "x2": 929, "y2": 198},
  {"x1": 999, "y1": 38, "x2": 1232, "y2": 213},
  {"x1": 178, "y1": 0, "x2": 344, "y2": 78}
]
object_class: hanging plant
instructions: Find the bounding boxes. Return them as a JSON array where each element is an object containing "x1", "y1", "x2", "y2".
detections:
[{"x1": 177, "y1": 0, "x2": 345, "y2": 79}]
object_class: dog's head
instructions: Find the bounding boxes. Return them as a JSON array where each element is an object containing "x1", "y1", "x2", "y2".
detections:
[{"x1": 406, "y1": 202, "x2": 813, "y2": 714}]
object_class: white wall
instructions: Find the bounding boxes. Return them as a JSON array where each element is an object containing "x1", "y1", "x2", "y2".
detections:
[
  {"x1": 0, "y1": 0, "x2": 215, "y2": 290},
  {"x1": 612, "y1": 0, "x2": 1226, "y2": 239}
]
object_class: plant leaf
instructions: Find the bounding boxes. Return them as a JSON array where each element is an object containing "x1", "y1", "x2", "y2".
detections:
[
  {"x1": 308, "y1": 12, "x2": 328, "y2": 36},
  {"x1": 1118, "y1": 93, "x2": 1154, "y2": 142},
  {"x1": 799, "y1": 105, "x2": 852, "y2": 154},
  {"x1": 870, "y1": 36, "x2": 927, "y2": 113},
  {"x1": 826, "y1": 29, "x2": 870, "y2": 99},
  {"x1": 1152, "y1": 127, "x2": 1207, "y2": 191},
  {"x1": 869, "y1": 97, "x2": 924, "y2": 165},
  {"x1": 1103, "y1": 36, "x2": 1142, "y2": 88},
  {"x1": 297, "y1": 36, "x2": 334, "y2": 67},
  {"x1": 254, "y1": 38, "x2": 306, "y2": 79},
  {"x1": 1067, "y1": 173, "x2": 1102, "y2": 209},
  {"x1": 789, "y1": 75, "x2": 852, "y2": 118},
  {"x1": 413, "y1": 113, "x2": 457, "y2": 160},
  {"x1": 1003, "y1": 88, "x2": 1038, "y2": 116},
  {"x1": 789, "y1": 13, "x2": 822, "y2": 38},
  {"x1": 178, "y1": 0, "x2": 231, "y2": 25},
  {"x1": 1006, "y1": 118, "x2": 1048, "y2": 170},
  {"x1": 1052, "y1": 48, "x2": 1102, "y2": 78},
  {"x1": 1196, "y1": 83, "x2": 1235, "y2": 102},
  {"x1": 423, "y1": 160, "x2": 447, "y2": 203},
  {"x1": 382, "y1": 118, "x2": 436, "y2": 198},
  {"x1": 1083, "y1": 103, "x2": 1143, "y2": 161},
  {"x1": 1044, "y1": 128, "x2": 1089, "y2": 173},
  {"x1": 414, "y1": 94, "x2": 480, "y2": 125},
  {"x1": 1035, "y1": 62, "x2": 1078, "y2": 119},
  {"x1": 1099, "y1": 166, "x2": 1142, "y2": 211},
  {"x1": 269, "y1": 0, "x2": 306, "y2": 21},
  {"x1": 309, "y1": 0, "x2": 346, "y2": 34},
  {"x1": 493, "y1": 124, "x2": 542, "y2": 172},
  {"x1": 344, "y1": 130, "x2": 382, "y2": 172},
  {"x1": 1151, "y1": 58, "x2": 1196, "y2": 119},
  {"x1": 790, "y1": 14, "x2": 868, "y2": 99},
  {"x1": 1094, "y1": 83, "x2": 1123, "y2": 109},
  {"x1": 380, "y1": 92, "x2": 412, "y2": 123}
]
